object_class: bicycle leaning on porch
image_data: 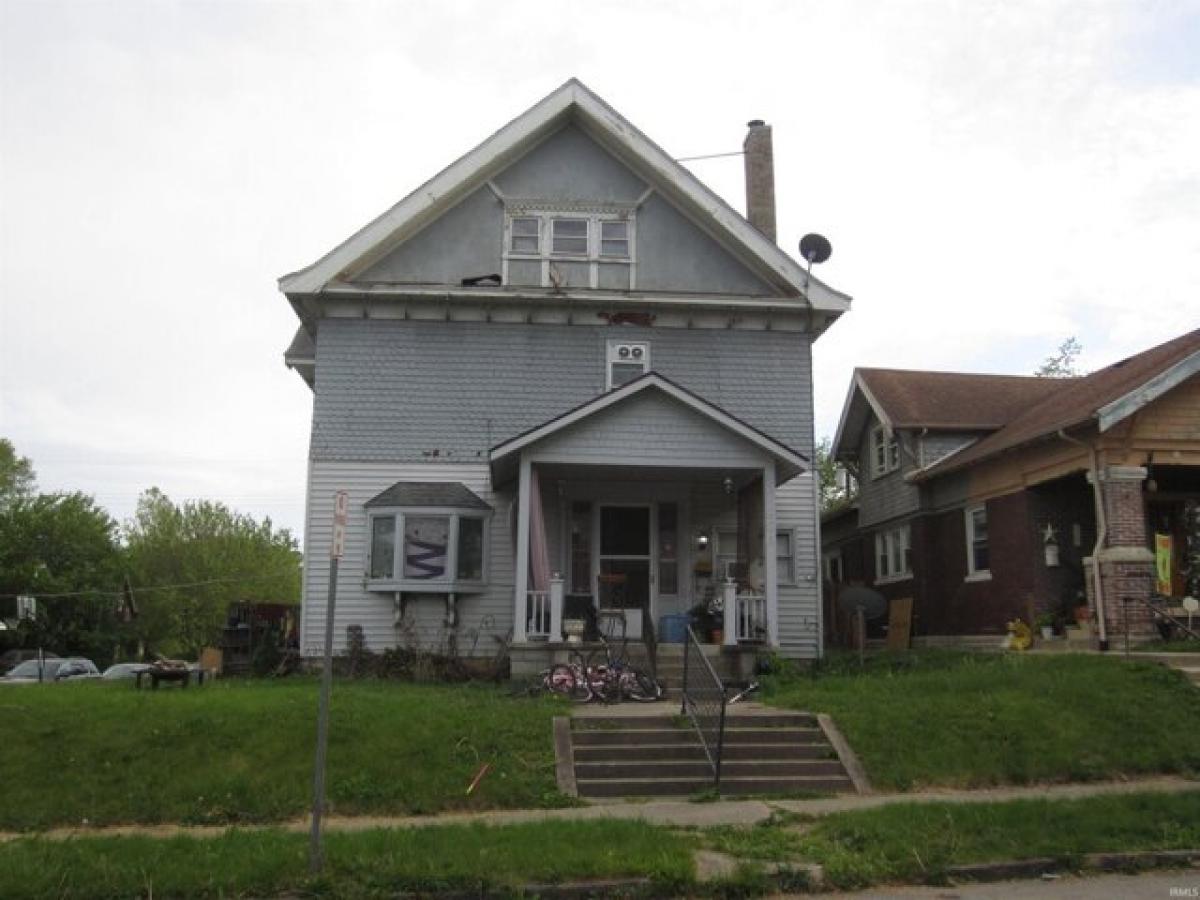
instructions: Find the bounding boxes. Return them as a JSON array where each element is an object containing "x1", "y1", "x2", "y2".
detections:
[{"x1": 540, "y1": 631, "x2": 661, "y2": 703}]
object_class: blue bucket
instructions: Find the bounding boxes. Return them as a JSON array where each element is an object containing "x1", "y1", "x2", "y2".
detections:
[{"x1": 658, "y1": 614, "x2": 691, "y2": 644}]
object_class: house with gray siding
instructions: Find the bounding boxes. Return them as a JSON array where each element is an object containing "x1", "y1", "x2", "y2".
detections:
[{"x1": 280, "y1": 79, "x2": 851, "y2": 671}]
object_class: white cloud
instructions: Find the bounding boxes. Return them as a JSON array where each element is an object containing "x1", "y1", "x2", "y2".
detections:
[{"x1": 2, "y1": 0, "x2": 1198, "y2": 540}]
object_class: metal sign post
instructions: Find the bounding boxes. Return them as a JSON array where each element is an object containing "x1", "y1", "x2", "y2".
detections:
[{"x1": 309, "y1": 490, "x2": 348, "y2": 874}]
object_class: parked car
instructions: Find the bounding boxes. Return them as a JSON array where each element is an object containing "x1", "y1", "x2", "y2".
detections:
[
  {"x1": 0, "y1": 657, "x2": 100, "y2": 684},
  {"x1": 101, "y1": 663, "x2": 153, "y2": 681},
  {"x1": 0, "y1": 649, "x2": 59, "y2": 675}
]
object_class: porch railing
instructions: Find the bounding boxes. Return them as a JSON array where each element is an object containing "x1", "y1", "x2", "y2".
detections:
[
  {"x1": 734, "y1": 593, "x2": 768, "y2": 643},
  {"x1": 525, "y1": 576, "x2": 564, "y2": 641},
  {"x1": 680, "y1": 624, "x2": 728, "y2": 790}
]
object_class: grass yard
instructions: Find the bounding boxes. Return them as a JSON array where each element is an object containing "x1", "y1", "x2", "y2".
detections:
[
  {"x1": 763, "y1": 651, "x2": 1200, "y2": 790},
  {"x1": 1134, "y1": 639, "x2": 1200, "y2": 653},
  {"x1": 0, "y1": 819, "x2": 695, "y2": 900},
  {"x1": 699, "y1": 791, "x2": 1200, "y2": 890},
  {"x1": 0, "y1": 679, "x2": 571, "y2": 831}
]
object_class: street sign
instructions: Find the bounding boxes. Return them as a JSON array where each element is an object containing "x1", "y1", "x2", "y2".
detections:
[{"x1": 331, "y1": 490, "x2": 349, "y2": 560}]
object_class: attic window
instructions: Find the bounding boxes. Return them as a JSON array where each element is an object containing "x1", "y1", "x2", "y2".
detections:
[
  {"x1": 551, "y1": 218, "x2": 589, "y2": 255},
  {"x1": 870, "y1": 425, "x2": 900, "y2": 478},
  {"x1": 600, "y1": 221, "x2": 629, "y2": 258},
  {"x1": 510, "y1": 217, "x2": 540, "y2": 253}
]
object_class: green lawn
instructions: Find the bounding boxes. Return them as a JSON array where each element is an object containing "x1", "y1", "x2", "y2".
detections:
[
  {"x1": 763, "y1": 651, "x2": 1200, "y2": 790},
  {"x1": 1134, "y1": 639, "x2": 1200, "y2": 653},
  {"x1": 700, "y1": 792, "x2": 1200, "y2": 890},
  {"x1": 0, "y1": 820, "x2": 695, "y2": 900},
  {"x1": 0, "y1": 679, "x2": 571, "y2": 831}
]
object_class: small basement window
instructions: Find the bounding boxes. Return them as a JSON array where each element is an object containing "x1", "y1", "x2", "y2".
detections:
[{"x1": 365, "y1": 482, "x2": 492, "y2": 593}]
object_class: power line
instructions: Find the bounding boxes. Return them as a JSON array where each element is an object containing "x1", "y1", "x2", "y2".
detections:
[
  {"x1": 675, "y1": 150, "x2": 744, "y2": 163},
  {"x1": 0, "y1": 570, "x2": 301, "y2": 601}
]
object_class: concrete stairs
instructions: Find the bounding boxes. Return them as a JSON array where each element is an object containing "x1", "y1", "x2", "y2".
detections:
[
  {"x1": 642, "y1": 643, "x2": 737, "y2": 701},
  {"x1": 569, "y1": 711, "x2": 855, "y2": 798}
]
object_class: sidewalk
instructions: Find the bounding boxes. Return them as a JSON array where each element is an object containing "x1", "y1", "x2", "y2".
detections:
[{"x1": 3, "y1": 775, "x2": 1197, "y2": 843}]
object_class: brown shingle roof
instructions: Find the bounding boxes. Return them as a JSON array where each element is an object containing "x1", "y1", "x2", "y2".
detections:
[
  {"x1": 919, "y1": 328, "x2": 1200, "y2": 479},
  {"x1": 858, "y1": 369, "x2": 1067, "y2": 430}
]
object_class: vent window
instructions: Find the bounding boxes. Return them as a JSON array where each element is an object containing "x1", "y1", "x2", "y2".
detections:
[{"x1": 607, "y1": 341, "x2": 650, "y2": 389}]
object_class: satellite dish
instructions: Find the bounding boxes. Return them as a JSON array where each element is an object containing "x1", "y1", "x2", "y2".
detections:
[
  {"x1": 837, "y1": 586, "x2": 888, "y2": 620},
  {"x1": 799, "y1": 233, "x2": 832, "y2": 265}
]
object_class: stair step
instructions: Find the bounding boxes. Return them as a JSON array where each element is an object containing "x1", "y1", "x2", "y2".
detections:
[
  {"x1": 571, "y1": 727, "x2": 827, "y2": 746},
  {"x1": 573, "y1": 742, "x2": 835, "y2": 762},
  {"x1": 576, "y1": 775, "x2": 853, "y2": 798},
  {"x1": 576, "y1": 760, "x2": 847, "y2": 779},
  {"x1": 572, "y1": 714, "x2": 817, "y2": 730}
]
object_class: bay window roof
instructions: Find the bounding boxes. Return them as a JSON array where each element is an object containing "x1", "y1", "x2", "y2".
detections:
[{"x1": 365, "y1": 481, "x2": 492, "y2": 511}]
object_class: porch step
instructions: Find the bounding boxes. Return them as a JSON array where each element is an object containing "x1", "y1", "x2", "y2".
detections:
[
  {"x1": 575, "y1": 775, "x2": 853, "y2": 798},
  {"x1": 565, "y1": 711, "x2": 857, "y2": 799}
]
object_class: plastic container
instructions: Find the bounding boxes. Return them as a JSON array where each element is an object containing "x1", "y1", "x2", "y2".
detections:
[{"x1": 658, "y1": 614, "x2": 691, "y2": 644}]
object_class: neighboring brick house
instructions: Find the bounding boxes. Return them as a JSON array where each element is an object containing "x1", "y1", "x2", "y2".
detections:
[
  {"x1": 825, "y1": 328, "x2": 1200, "y2": 647},
  {"x1": 279, "y1": 80, "x2": 852, "y2": 669}
]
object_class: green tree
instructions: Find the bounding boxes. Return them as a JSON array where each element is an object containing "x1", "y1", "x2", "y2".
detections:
[
  {"x1": 0, "y1": 491, "x2": 125, "y2": 661},
  {"x1": 0, "y1": 438, "x2": 36, "y2": 508},
  {"x1": 1035, "y1": 336, "x2": 1083, "y2": 377},
  {"x1": 124, "y1": 489, "x2": 302, "y2": 656},
  {"x1": 816, "y1": 436, "x2": 854, "y2": 514}
]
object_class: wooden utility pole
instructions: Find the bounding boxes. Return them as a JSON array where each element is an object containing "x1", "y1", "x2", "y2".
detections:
[{"x1": 309, "y1": 490, "x2": 348, "y2": 874}]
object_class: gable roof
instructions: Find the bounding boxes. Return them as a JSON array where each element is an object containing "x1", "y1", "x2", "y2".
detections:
[
  {"x1": 489, "y1": 372, "x2": 808, "y2": 483},
  {"x1": 277, "y1": 78, "x2": 849, "y2": 314},
  {"x1": 917, "y1": 327, "x2": 1200, "y2": 479},
  {"x1": 831, "y1": 367, "x2": 1065, "y2": 459}
]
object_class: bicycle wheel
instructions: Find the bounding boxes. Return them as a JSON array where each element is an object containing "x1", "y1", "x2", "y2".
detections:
[{"x1": 625, "y1": 670, "x2": 662, "y2": 702}]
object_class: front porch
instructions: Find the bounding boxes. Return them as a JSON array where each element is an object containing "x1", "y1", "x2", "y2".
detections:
[
  {"x1": 505, "y1": 463, "x2": 780, "y2": 679},
  {"x1": 489, "y1": 374, "x2": 811, "y2": 676}
]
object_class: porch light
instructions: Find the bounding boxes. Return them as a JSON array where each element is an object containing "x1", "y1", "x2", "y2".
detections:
[
  {"x1": 695, "y1": 531, "x2": 709, "y2": 550},
  {"x1": 723, "y1": 476, "x2": 734, "y2": 495}
]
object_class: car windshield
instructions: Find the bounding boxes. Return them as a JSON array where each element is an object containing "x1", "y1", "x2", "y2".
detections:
[{"x1": 5, "y1": 659, "x2": 62, "y2": 679}]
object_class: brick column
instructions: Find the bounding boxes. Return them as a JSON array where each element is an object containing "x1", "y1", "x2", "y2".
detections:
[{"x1": 1085, "y1": 465, "x2": 1156, "y2": 645}]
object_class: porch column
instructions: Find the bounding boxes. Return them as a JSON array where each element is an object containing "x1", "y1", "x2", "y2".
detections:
[
  {"x1": 763, "y1": 463, "x2": 779, "y2": 645},
  {"x1": 513, "y1": 455, "x2": 532, "y2": 643},
  {"x1": 1085, "y1": 465, "x2": 1156, "y2": 644}
]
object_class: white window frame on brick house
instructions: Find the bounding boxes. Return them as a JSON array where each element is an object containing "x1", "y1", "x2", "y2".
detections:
[
  {"x1": 502, "y1": 204, "x2": 637, "y2": 290},
  {"x1": 606, "y1": 339, "x2": 650, "y2": 390},
  {"x1": 366, "y1": 507, "x2": 491, "y2": 593},
  {"x1": 964, "y1": 504, "x2": 991, "y2": 581},
  {"x1": 869, "y1": 425, "x2": 900, "y2": 478},
  {"x1": 874, "y1": 523, "x2": 912, "y2": 584}
]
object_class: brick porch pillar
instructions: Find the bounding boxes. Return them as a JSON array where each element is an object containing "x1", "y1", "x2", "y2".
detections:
[{"x1": 1084, "y1": 465, "x2": 1157, "y2": 647}]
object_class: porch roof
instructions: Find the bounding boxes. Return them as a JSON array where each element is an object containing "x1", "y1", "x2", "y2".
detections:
[{"x1": 488, "y1": 373, "x2": 808, "y2": 484}]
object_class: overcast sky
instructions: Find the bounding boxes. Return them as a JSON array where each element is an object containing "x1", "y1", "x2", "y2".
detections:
[{"x1": 2, "y1": 0, "x2": 1198, "y2": 545}]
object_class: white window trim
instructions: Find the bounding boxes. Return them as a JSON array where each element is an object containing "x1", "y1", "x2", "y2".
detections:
[
  {"x1": 366, "y1": 506, "x2": 491, "y2": 593},
  {"x1": 606, "y1": 339, "x2": 651, "y2": 390},
  {"x1": 869, "y1": 425, "x2": 900, "y2": 479},
  {"x1": 874, "y1": 523, "x2": 912, "y2": 584},
  {"x1": 776, "y1": 529, "x2": 796, "y2": 585},
  {"x1": 502, "y1": 206, "x2": 637, "y2": 290},
  {"x1": 822, "y1": 550, "x2": 843, "y2": 584},
  {"x1": 964, "y1": 504, "x2": 991, "y2": 581}
]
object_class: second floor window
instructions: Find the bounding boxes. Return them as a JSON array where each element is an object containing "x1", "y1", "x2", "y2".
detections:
[{"x1": 870, "y1": 425, "x2": 900, "y2": 478}]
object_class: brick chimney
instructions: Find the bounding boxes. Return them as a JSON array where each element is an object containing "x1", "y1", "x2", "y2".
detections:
[{"x1": 743, "y1": 119, "x2": 776, "y2": 243}]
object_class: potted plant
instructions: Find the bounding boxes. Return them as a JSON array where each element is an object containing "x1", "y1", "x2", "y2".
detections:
[{"x1": 1034, "y1": 611, "x2": 1056, "y2": 640}]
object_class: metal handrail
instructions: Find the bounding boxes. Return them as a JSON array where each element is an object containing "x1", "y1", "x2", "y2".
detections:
[
  {"x1": 680, "y1": 624, "x2": 728, "y2": 789},
  {"x1": 1124, "y1": 595, "x2": 1200, "y2": 653}
]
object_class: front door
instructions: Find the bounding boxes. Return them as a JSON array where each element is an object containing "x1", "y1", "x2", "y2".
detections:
[{"x1": 596, "y1": 504, "x2": 651, "y2": 640}]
